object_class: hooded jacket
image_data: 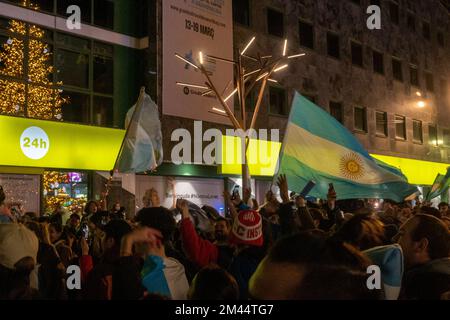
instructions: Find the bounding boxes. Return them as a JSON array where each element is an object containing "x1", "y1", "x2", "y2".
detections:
[{"x1": 403, "y1": 258, "x2": 450, "y2": 300}]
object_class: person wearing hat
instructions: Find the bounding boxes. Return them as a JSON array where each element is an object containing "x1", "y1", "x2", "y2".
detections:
[
  {"x1": 0, "y1": 223, "x2": 39, "y2": 299},
  {"x1": 178, "y1": 199, "x2": 265, "y2": 299}
]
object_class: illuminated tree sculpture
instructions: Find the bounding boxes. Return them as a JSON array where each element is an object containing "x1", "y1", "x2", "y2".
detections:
[{"x1": 0, "y1": 0, "x2": 66, "y2": 120}]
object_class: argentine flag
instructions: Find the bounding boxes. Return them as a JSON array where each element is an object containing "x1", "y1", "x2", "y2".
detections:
[
  {"x1": 115, "y1": 89, "x2": 163, "y2": 173},
  {"x1": 277, "y1": 92, "x2": 418, "y2": 202}
]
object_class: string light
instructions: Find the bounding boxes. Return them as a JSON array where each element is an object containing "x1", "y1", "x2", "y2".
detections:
[{"x1": 0, "y1": 1, "x2": 67, "y2": 120}]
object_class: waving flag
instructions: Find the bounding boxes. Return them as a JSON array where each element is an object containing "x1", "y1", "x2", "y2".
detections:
[
  {"x1": 425, "y1": 167, "x2": 450, "y2": 201},
  {"x1": 277, "y1": 92, "x2": 418, "y2": 202},
  {"x1": 114, "y1": 88, "x2": 163, "y2": 173}
]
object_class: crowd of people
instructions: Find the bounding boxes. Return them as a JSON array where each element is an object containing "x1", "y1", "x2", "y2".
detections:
[{"x1": 0, "y1": 177, "x2": 449, "y2": 300}]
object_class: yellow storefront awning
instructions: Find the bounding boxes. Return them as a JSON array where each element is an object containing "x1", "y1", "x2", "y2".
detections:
[{"x1": 219, "y1": 135, "x2": 449, "y2": 185}]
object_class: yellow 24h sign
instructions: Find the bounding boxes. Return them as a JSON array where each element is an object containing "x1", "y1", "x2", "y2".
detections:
[{"x1": 0, "y1": 115, "x2": 125, "y2": 171}]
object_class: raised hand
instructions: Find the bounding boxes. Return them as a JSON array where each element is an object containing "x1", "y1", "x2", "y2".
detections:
[{"x1": 277, "y1": 174, "x2": 290, "y2": 203}]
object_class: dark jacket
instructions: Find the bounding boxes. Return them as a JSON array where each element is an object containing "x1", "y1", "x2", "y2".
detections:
[
  {"x1": 228, "y1": 246, "x2": 265, "y2": 300},
  {"x1": 37, "y1": 242, "x2": 65, "y2": 300},
  {"x1": 403, "y1": 258, "x2": 450, "y2": 300},
  {"x1": 278, "y1": 202, "x2": 316, "y2": 236}
]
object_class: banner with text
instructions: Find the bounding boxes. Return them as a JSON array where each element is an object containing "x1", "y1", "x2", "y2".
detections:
[{"x1": 163, "y1": 0, "x2": 233, "y2": 124}]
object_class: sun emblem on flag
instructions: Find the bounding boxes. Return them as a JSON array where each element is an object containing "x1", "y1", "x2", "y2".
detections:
[{"x1": 339, "y1": 152, "x2": 365, "y2": 180}]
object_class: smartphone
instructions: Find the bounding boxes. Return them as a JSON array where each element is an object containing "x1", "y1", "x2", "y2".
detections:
[
  {"x1": 231, "y1": 185, "x2": 240, "y2": 200},
  {"x1": 299, "y1": 180, "x2": 316, "y2": 198}
]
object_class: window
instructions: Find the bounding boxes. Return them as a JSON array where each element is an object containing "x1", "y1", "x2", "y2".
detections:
[
  {"x1": 392, "y1": 58, "x2": 403, "y2": 82},
  {"x1": 376, "y1": 111, "x2": 388, "y2": 137},
  {"x1": 350, "y1": 0, "x2": 360, "y2": 5},
  {"x1": 407, "y1": 13, "x2": 416, "y2": 32},
  {"x1": 354, "y1": 107, "x2": 367, "y2": 132},
  {"x1": 413, "y1": 120, "x2": 423, "y2": 143},
  {"x1": 233, "y1": 0, "x2": 250, "y2": 26},
  {"x1": 93, "y1": 96, "x2": 113, "y2": 127},
  {"x1": 410, "y1": 65, "x2": 419, "y2": 87},
  {"x1": 267, "y1": 8, "x2": 284, "y2": 37},
  {"x1": 429, "y1": 125, "x2": 438, "y2": 146},
  {"x1": 34, "y1": 0, "x2": 54, "y2": 13},
  {"x1": 422, "y1": 22, "x2": 431, "y2": 40},
  {"x1": 373, "y1": 50, "x2": 384, "y2": 74},
  {"x1": 389, "y1": 2, "x2": 399, "y2": 25},
  {"x1": 351, "y1": 41, "x2": 363, "y2": 67},
  {"x1": 425, "y1": 72, "x2": 434, "y2": 92},
  {"x1": 269, "y1": 86, "x2": 287, "y2": 115},
  {"x1": 395, "y1": 115, "x2": 406, "y2": 140},
  {"x1": 93, "y1": 42, "x2": 114, "y2": 94},
  {"x1": 437, "y1": 31, "x2": 445, "y2": 47},
  {"x1": 299, "y1": 21, "x2": 314, "y2": 49},
  {"x1": 60, "y1": 91, "x2": 90, "y2": 124},
  {"x1": 327, "y1": 32, "x2": 340, "y2": 59},
  {"x1": 56, "y1": 49, "x2": 89, "y2": 88},
  {"x1": 329, "y1": 101, "x2": 343, "y2": 124},
  {"x1": 94, "y1": 0, "x2": 114, "y2": 29},
  {"x1": 58, "y1": 0, "x2": 91, "y2": 24},
  {"x1": 444, "y1": 129, "x2": 450, "y2": 147}
]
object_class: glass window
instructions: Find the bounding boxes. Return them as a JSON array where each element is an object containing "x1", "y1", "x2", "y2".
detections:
[
  {"x1": 351, "y1": 0, "x2": 360, "y2": 5},
  {"x1": 57, "y1": 0, "x2": 92, "y2": 24},
  {"x1": 93, "y1": 56, "x2": 113, "y2": 94},
  {"x1": 425, "y1": 72, "x2": 434, "y2": 92},
  {"x1": 34, "y1": 0, "x2": 54, "y2": 13},
  {"x1": 392, "y1": 58, "x2": 403, "y2": 82},
  {"x1": 373, "y1": 50, "x2": 384, "y2": 74},
  {"x1": 444, "y1": 129, "x2": 450, "y2": 147},
  {"x1": 269, "y1": 86, "x2": 287, "y2": 115},
  {"x1": 422, "y1": 22, "x2": 431, "y2": 40},
  {"x1": 351, "y1": 41, "x2": 363, "y2": 67},
  {"x1": 410, "y1": 66, "x2": 419, "y2": 87},
  {"x1": 56, "y1": 33, "x2": 90, "y2": 51},
  {"x1": 429, "y1": 125, "x2": 438, "y2": 146},
  {"x1": 354, "y1": 107, "x2": 367, "y2": 132},
  {"x1": 267, "y1": 8, "x2": 284, "y2": 38},
  {"x1": 376, "y1": 111, "x2": 388, "y2": 137},
  {"x1": 329, "y1": 101, "x2": 343, "y2": 124},
  {"x1": 395, "y1": 115, "x2": 406, "y2": 140},
  {"x1": 60, "y1": 91, "x2": 90, "y2": 124},
  {"x1": 327, "y1": 33, "x2": 340, "y2": 59},
  {"x1": 55, "y1": 49, "x2": 89, "y2": 88},
  {"x1": 413, "y1": 120, "x2": 423, "y2": 143},
  {"x1": 93, "y1": 96, "x2": 113, "y2": 127},
  {"x1": 94, "y1": 0, "x2": 114, "y2": 29},
  {"x1": 389, "y1": 2, "x2": 399, "y2": 25},
  {"x1": 299, "y1": 21, "x2": 314, "y2": 49},
  {"x1": 233, "y1": 0, "x2": 250, "y2": 26}
]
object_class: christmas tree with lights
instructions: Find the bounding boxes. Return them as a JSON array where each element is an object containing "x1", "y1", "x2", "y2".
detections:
[{"x1": 0, "y1": 0, "x2": 66, "y2": 120}]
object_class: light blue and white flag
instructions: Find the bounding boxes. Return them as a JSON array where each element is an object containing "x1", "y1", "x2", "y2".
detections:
[
  {"x1": 115, "y1": 89, "x2": 163, "y2": 173},
  {"x1": 364, "y1": 244, "x2": 404, "y2": 300},
  {"x1": 277, "y1": 92, "x2": 418, "y2": 202}
]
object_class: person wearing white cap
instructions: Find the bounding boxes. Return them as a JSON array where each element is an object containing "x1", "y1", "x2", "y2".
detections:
[{"x1": 0, "y1": 223, "x2": 40, "y2": 299}]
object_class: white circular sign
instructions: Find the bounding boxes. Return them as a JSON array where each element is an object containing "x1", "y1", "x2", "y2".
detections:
[{"x1": 20, "y1": 126, "x2": 50, "y2": 160}]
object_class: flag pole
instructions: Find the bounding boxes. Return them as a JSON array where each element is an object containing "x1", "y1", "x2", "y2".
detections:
[{"x1": 111, "y1": 86, "x2": 146, "y2": 177}]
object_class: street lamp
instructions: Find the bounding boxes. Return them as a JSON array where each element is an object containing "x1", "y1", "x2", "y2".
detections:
[{"x1": 175, "y1": 37, "x2": 305, "y2": 192}]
